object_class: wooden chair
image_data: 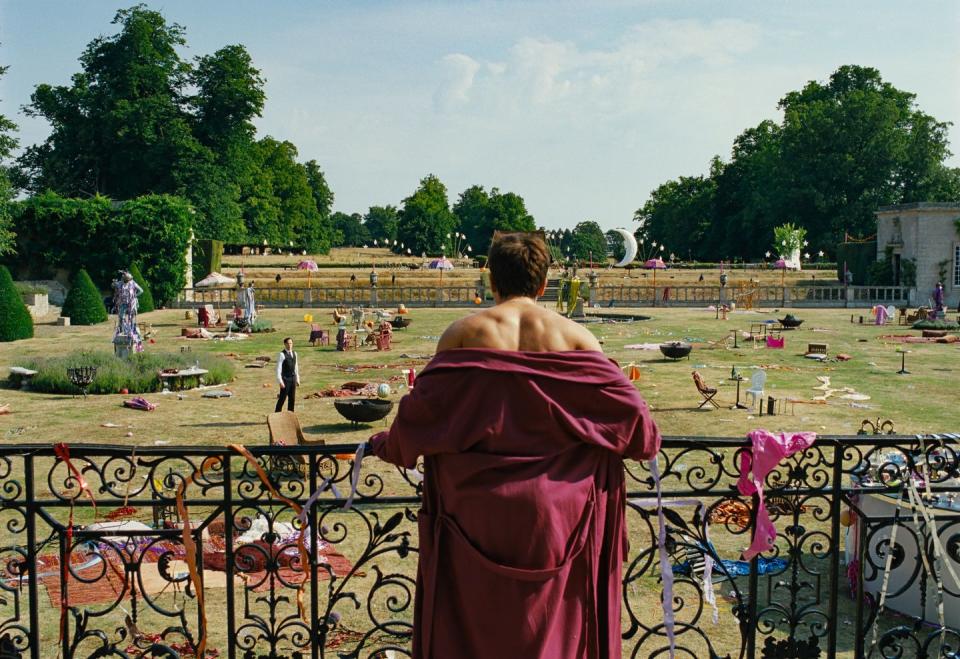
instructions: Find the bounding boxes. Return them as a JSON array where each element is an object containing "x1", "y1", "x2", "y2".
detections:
[
  {"x1": 308, "y1": 324, "x2": 330, "y2": 346},
  {"x1": 692, "y1": 371, "x2": 719, "y2": 409},
  {"x1": 267, "y1": 411, "x2": 324, "y2": 473}
]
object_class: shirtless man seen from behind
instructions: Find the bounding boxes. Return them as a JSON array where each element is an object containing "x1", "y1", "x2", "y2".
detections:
[{"x1": 437, "y1": 233, "x2": 601, "y2": 354}]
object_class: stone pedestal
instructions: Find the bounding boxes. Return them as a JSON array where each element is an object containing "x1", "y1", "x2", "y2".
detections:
[
  {"x1": 113, "y1": 334, "x2": 134, "y2": 359},
  {"x1": 571, "y1": 298, "x2": 585, "y2": 318},
  {"x1": 57, "y1": 316, "x2": 71, "y2": 327}
]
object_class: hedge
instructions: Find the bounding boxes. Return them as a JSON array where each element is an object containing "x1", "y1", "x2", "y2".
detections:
[
  {"x1": 62, "y1": 269, "x2": 108, "y2": 325},
  {"x1": 0, "y1": 265, "x2": 34, "y2": 342},
  {"x1": 11, "y1": 193, "x2": 192, "y2": 305}
]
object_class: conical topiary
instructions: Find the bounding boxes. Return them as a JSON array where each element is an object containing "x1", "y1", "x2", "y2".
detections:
[
  {"x1": 0, "y1": 265, "x2": 34, "y2": 341},
  {"x1": 62, "y1": 269, "x2": 108, "y2": 325},
  {"x1": 129, "y1": 263, "x2": 155, "y2": 313}
]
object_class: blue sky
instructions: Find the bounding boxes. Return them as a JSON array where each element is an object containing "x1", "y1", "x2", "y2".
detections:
[{"x1": 1, "y1": 1, "x2": 958, "y2": 231}]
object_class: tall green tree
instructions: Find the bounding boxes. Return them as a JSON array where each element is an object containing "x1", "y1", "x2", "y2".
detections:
[
  {"x1": 635, "y1": 65, "x2": 957, "y2": 258},
  {"x1": 568, "y1": 221, "x2": 608, "y2": 263},
  {"x1": 778, "y1": 65, "x2": 952, "y2": 247},
  {"x1": 302, "y1": 160, "x2": 335, "y2": 252},
  {"x1": 397, "y1": 174, "x2": 458, "y2": 254},
  {"x1": 304, "y1": 160, "x2": 334, "y2": 218},
  {"x1": 453, "y1": 185, "x2": 490, "y2": 255},
  {"x1": 255, "y1": 138, "x2": 326, "y2": 251},
  {"x1": 190, "y1": 45, "x2": 264, "y2": 147},
  {"x1": 487, "y1": 189, "x2": 535, "y2": 248},
  {"x1": 454, "y1": 185, "x2": 535, "y2": 256},
  {"x1": 635, "y1": 175, "x2": 716, "y2": 261},
  {"x1": 185, "y1": 44, "x2": 266, "y2": 242},
  {"x1": 364, "y1": 205, "x2": 399, "y2": 245},
  {"x1": 0, "y1": 54, "x2": 17, "y2": 255},
  {"x1": 331, "y1": 212, "x2": 370, "y2": 247},
  {"x1": 19, "y1": 5, "x2": 199, "y2": 199}
]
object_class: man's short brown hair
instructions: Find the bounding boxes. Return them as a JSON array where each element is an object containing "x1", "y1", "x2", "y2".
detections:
[{"x1": 487, "y1": 232, "x2": 550, "y2": 299}]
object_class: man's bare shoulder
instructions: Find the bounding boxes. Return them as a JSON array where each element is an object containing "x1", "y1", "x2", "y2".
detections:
[
  {"x1": 539, "y1": 308, "x2": 603, "y2": 351},
  {"x1": 436, "y1": 310, "x2": 494, "y2": 352}
]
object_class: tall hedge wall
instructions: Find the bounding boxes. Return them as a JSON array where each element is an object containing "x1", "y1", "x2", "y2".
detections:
[
  {"x1": 193, "y1": 238, "x2": 223, "y2": 284},
  {"x1": 835, "y1": 241, "x2": 876, "y2": 286},
  {"x1": 10, "y1": 193, "x2": 192, "y2": 305}
]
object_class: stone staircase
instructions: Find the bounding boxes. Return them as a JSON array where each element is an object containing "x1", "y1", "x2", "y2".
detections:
[{"x1": 540, "y1": 278, "x2": 561, "y2": 302}]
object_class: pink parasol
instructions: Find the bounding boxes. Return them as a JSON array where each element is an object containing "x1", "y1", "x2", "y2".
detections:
[
  {"x1": 644, "y1": 258, "x2": 667, "y2": 287},
  {"x1": 298, "y1": 260, "x2": 319, "y2": 288},
  {"x1": 774, "y1": 258, "x2": 788, "y2": 286},
  {"x1": 428, "y1": 257, "x2": 454, "y2": 270}
]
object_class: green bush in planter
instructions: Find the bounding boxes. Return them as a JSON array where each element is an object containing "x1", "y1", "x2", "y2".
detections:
[
  {"x1": 0, "y1": 265, "x2": 34, "y2": 341},
  {"x1": 62, "y1": 269, "x2": 108, "y2": 325},
  {"x1": 129, "y1": 263, "x2": 155, "y2": 312}
]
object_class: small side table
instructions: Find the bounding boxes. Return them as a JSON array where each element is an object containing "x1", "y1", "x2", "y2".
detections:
[{"x1": 728, "y1": 376, "x2": 748, "y2": 410}]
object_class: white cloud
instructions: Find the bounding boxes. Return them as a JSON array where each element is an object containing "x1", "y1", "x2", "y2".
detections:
[
  {"x1": 431, "y1": 18, "x2": 762, "y2": 122},
  {"x1": 434, "y1": 53, "x2": 481, "y2": 110}
]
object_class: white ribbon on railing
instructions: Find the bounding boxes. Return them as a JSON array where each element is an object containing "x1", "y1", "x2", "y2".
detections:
[
  {"x1": 649, "y1": 457, "x2": 676, "y2": 658},
  {"x1": 868, "y1": 485, "x2": 905, "y2": 652},
  {"x1": 294, "y1": 444, "x2": 366, "y2": 553},
  {"x1": 627, "y1": 496, "x2": 718, "y2": 625},
  {"x1": 905, "y1": 477, "x2": 960, "y2": 649},
  {"x1": 343, "y1": 443, "x2": 365, "y2": 511}
]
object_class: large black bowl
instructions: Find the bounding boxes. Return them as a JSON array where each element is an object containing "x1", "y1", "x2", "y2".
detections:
[
  {"x1": 779, "y1": 317, "x2": 804, "y2": 329},
  {"x1": 391, "y1": 317, "x2": 412, "y2": 329},
  {"x1": 659, "y1": 341, "x2": 692, "y2": 360},
  {"x1": 334, "y1": 398, "x2": 394, "y2": 425}
]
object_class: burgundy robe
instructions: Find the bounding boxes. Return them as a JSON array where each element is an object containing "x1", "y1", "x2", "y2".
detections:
[{"x1": 371, "y1": 348, "x2": 661, "y2": 659}]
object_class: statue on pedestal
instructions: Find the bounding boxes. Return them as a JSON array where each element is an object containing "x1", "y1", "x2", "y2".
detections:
[{"x1": 113, "y1": 270, "x2": 144, "y2": 356}]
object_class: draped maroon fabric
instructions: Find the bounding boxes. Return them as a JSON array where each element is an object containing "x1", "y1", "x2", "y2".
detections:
[{"x1": 371, "y1": 348, "x2": 661, "y2": 659}]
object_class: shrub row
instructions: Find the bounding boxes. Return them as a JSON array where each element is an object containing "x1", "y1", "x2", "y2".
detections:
[{"x1": 20, "y1": 351, "x2": 235, "y2": 395}]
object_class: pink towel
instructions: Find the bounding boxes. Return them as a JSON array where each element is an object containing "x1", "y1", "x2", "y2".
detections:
[{"x1": 737, "y1": 429, "x2": 817, "y2": 560}]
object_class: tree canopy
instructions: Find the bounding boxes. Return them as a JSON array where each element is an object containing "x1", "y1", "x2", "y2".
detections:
[
  {"x1": 364, "y1": 205, "x2": 399, "y2": 246},
  {"x1": 397, "y1": 175, "x2": 458, "y2": 255},
  {"x1": 0, "y1": 53, "x2": 18, "y2": 255},
  {"x1": 454, "y1": 186, "x2": 535, "y2": 256},
  {"x1": 567, "y1": 221, "x2": 607, "y2": 263},
  {"x1": 13, "y1": 5, "x2": 335, "y2": 252},
  {"x1": 637, "y1": 65, "x2": 959, "y2": 260}
]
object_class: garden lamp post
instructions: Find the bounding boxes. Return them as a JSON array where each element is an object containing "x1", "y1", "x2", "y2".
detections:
[{"x1": 369, "y1": 267, "x2": 379, "y2": 308}]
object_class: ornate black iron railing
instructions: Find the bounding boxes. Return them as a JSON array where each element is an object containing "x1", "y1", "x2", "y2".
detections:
[{"x1": 1, "y1": 435, "x2": 959, "y2": 658}]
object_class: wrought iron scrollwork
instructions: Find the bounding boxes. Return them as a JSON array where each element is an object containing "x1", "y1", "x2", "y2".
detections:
[{"x1": 2, "y1": 436, "x2": 960, "y2": 656}]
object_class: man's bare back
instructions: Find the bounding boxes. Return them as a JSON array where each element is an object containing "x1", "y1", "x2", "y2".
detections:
[{"x1": 436, "y1": 297, "x2": 602, "y2": 353}]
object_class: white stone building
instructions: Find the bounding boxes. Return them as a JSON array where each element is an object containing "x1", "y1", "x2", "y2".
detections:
[{"x1": 875, "y1": 202, "x2": 960, "y2": 309}]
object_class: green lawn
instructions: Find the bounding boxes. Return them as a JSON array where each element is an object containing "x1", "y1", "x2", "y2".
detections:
[
  {"x1": 3, "y1": 304, "x2": 957, "y2": 444},
  {"x1": 2, "y1": 304, "x2": 958, "y2": 657}
]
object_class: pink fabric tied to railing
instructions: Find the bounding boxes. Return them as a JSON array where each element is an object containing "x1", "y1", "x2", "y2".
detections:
[{"x1": 737, "y1": 430, "x2": 817, "y2": 561}]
